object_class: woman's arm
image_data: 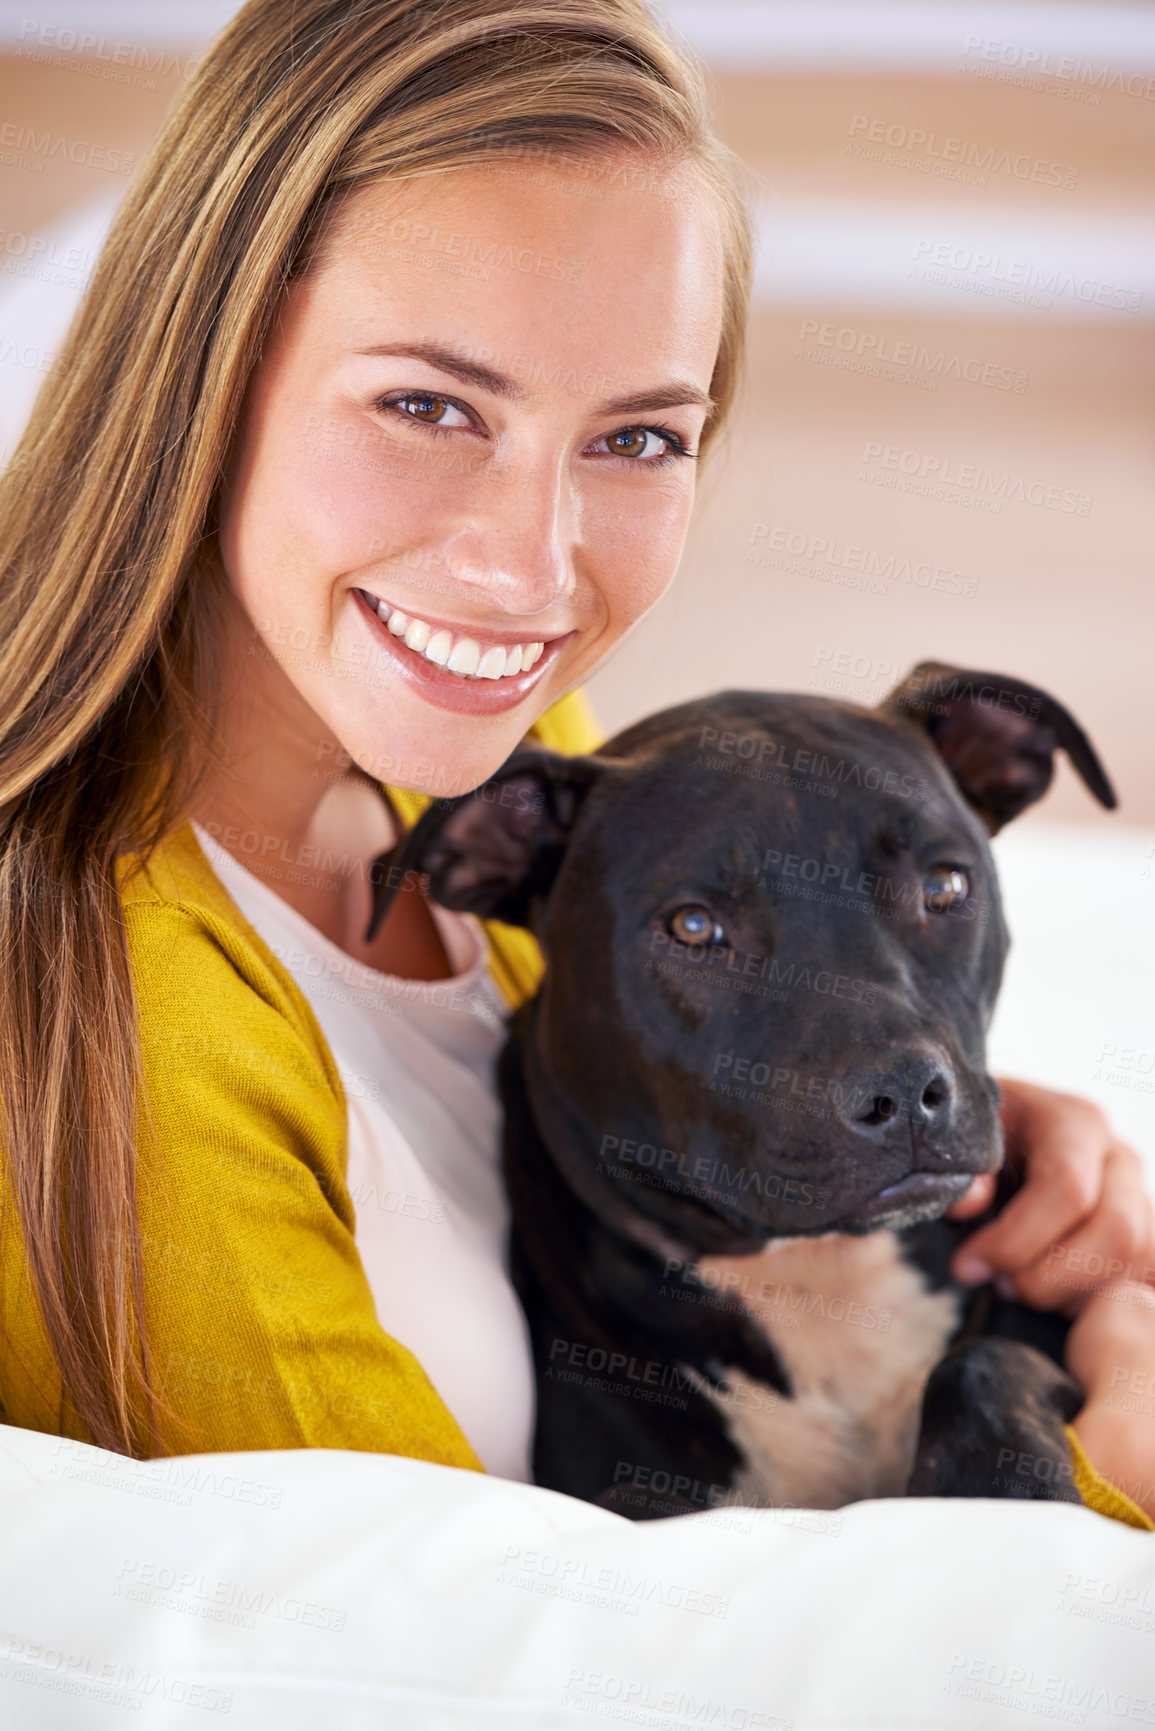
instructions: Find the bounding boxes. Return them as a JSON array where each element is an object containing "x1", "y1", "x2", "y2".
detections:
[
  {"x1": 1066, "y1": 1282, "x2": 1155, "y2": 1521},
  {"x1": 124, "y1": 900, "x2": 483, "y2": 1467},
  {"x1": 937, "y1": 1079, "x2": 1155, "y2": 1524}
]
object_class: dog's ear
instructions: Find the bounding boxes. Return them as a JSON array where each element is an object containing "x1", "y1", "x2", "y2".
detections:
[
  {"x1": 880, "y1": 661, "x2": 1116, "y2": 833},
  {"x1": 364, "y1": 749, "x2": 599, "y2": 941}
]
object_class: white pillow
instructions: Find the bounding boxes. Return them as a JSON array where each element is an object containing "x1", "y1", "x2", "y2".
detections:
[{"x1": 1, "y1": 1423, "x2": 1152, "y2": 1729}]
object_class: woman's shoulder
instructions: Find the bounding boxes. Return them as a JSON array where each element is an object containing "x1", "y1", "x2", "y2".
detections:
[{"x1": 117, "y1": 818, "x2": 347, "y2": 1145}]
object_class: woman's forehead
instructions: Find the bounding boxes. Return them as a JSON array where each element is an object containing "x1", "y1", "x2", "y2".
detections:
[
  {"x1": 302, "y1": 158, "x2": 725, "y2": 390},
  {"x1": 329, "y1": 152, "x2": 712, "y2": 246}
]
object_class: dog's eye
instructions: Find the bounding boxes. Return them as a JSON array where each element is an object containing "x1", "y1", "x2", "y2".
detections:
[
  {"x1": 924, "y1": 867, "x2": 968, "y2": 912},
  {"x1": 667, "y1": 904, "x2": 726, "y2": 946}
]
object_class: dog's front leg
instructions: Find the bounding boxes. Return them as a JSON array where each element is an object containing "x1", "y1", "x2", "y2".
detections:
[{"x1": 906, "y1": 1338, "x2": 1084, "y2": 1504}]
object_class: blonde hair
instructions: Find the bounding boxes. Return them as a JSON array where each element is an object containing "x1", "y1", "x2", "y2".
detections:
[{"x1": 0, "y1": 0, "x2": 752, "y2": 1455}]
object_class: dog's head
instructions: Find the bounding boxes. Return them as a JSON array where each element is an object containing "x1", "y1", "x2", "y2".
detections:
[{"x1": 369, "y1": 663, "x2": 1114, "y2": 1255}]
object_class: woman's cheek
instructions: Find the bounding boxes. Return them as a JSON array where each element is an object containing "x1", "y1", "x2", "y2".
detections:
[
  {"x1": 280, "y1": 418, "x2": 449, "y2": 595},
  {"x1": 595, "y1": 475, "x2": 696, "y2": 627}
]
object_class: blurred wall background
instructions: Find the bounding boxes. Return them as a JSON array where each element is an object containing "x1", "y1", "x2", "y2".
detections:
[
  {"x1": 627, "y1": 3, "x2": 1155, "y2": 832},
  {"x1": 1, "y1": 2, "x2": 1154, "y2": 1153}
]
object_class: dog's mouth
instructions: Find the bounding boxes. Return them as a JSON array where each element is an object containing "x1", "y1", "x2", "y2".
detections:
[
  {"x1": 605, "y1": 1167, "x2": 979, "y2": 1258},
  {"x1": 827, "y1": 1170, "x2": 975, "y2": 1233}
]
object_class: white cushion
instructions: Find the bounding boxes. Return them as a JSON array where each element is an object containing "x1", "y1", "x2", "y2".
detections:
[{"x1": 1, "y1": 1424, "x2": 1152, "y2": 1729}]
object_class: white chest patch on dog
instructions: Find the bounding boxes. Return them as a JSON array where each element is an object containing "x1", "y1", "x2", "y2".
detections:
[{"x1": 691, "y1": 1233, "x2": 961, "y2": 1510}]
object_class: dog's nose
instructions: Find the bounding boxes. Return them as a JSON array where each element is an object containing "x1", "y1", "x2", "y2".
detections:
[{"x1": 833, "y1": 1056, "x2": 955, "y2": 1140}]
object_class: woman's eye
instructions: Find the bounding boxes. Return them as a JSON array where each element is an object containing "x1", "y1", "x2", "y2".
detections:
[
  {"x1": 667, "y1": 904, "x2": 726, "y2": 946},
  {"x1": 594, "y1": 425, "x2": 692, "y2": 464},
  {"x1": 386, "y1": 393, "x2": 472, "y2": 429},
  {"x1": 924, "y1": 867, "x2": 969, "y2": 912}
]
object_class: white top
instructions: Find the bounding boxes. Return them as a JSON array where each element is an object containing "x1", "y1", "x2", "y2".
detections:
[{"x1": 189, "y1": 820, "x2": 535, "y2": 1482}]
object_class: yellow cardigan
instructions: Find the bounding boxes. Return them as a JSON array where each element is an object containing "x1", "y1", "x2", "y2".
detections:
[{"x1": 0, "y1": 688, "x2": 1147, "y2": 1527}]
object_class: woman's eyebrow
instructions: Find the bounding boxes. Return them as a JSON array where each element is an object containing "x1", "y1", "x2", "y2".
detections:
[
  {"x1": 604, "y1": 383, "x2": 714, "y2": 416},
  {"x1": 355, "y1": 341, "x2": 526, "y2": 399},
  {"x1": 354, "y1": 342, "x2": 713, "y2": 415}
]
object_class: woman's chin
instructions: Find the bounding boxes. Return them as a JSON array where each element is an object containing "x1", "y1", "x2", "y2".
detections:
[{"x1": 336, "y1": 702, "x2": 542, "y2": 801}]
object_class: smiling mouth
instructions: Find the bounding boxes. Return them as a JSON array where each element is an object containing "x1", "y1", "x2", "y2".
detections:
[{"x1": 358, "y1": 586, "x2": 550, "y2": 681}]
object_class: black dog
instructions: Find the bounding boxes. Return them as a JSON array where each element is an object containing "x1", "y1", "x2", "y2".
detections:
[{"x1": 367, "y1": 663, "x2": 1116, "y2": 1517}]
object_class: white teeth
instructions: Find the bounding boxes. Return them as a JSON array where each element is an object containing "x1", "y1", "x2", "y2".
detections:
[
  {"x1": 364, "y1": 591, "x2": 550, "y2": 681},
  {"x1": 446, "y1": 637, "x2": 481, "y2": 677}
]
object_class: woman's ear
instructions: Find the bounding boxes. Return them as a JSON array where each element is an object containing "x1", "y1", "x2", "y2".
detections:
[
  {"x1": 364, "y1": 751, "x2": 600, "y2": 940},
  {"x1": 879, "y1": 661, "x2": 1117, "y2": 833}
]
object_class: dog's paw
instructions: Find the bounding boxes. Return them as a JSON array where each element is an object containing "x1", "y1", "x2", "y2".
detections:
[{"x1": 907, "y1": 1337, "x2": 1083, "y2": 1503}]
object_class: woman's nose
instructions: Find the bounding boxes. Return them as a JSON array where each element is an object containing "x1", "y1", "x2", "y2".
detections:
[{"x1": 437, "y1": 462, "x2": 577, "y2": 618}]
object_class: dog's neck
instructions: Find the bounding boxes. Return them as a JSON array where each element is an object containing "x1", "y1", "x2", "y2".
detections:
[{"x1": 500, "y1": 1017, "x2": 794, "y2": 1397}]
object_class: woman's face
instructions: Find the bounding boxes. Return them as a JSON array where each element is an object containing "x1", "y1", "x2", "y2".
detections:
[{"x1": 218, "y1": 155, "x2": 725, "y2": 796}]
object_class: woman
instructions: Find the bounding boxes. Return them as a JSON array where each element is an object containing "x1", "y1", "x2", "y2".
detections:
[{"x1": 0, "y1": 0, "x2": 1151, "y2": 1521}]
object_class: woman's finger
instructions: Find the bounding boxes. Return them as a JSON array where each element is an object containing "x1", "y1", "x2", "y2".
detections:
[
  {"x1": 1013, "y1": 1149, "x2": 1155, "y2": 1312},
  {"x1": 942, "y1": 1172, "x2": 998, "y2": 1221},
  {"x1": 950, "y1": 1092, "x2": 1105, "y2": 1286}
]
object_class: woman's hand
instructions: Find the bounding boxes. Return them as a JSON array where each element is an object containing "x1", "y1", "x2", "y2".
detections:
[
  {"x1": 945, "y1": 1077, "x2": 1155, "y2": 1315},
  {"x1": 1066, "y1": 1281, "x2": 1155, "y2": 1519}
]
